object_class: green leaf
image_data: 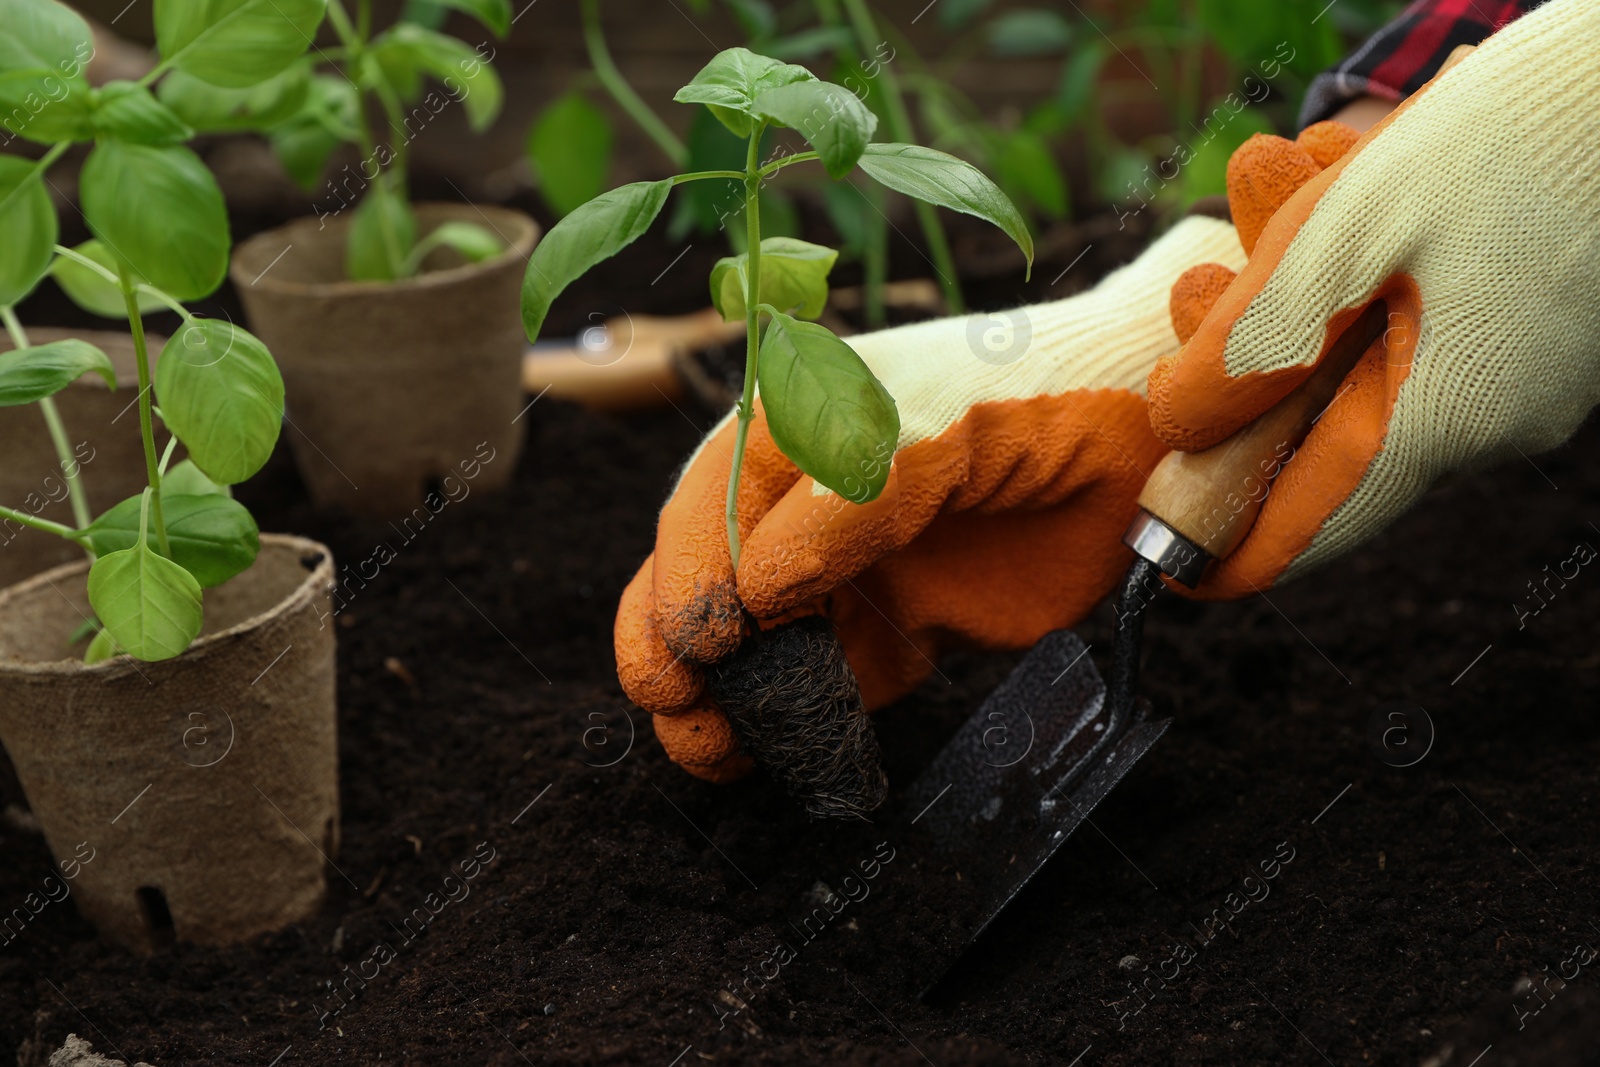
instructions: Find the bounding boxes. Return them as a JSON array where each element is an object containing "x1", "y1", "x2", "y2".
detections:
[
  {"x1": 765, "y1": 26, "x2": 854, "y2": 61},
  {"x1": 0, "y1": 339, "x2": 115, "y2": 406},
  {"x1": 0, "y1": 0, "x2": 94, "y2": 74},
  {"x1": 155, "y1": 318, "x2": 284, "y2": 485},
  {"x1": 1054, "y1": 42, "x2": 1106, "y2": 127},
  {"x1": 50, "y1": 240, "x2": 163, "y2": 319},
  {"x1": 1097, "y1": 144, "x2": 1149, "y2": 204},
  {"x1": 821, "y1": 181, "x2": 871, "y2": 257},
  {"x1": 753, "y1": 80, "x2": 876, "y2": 179},
  {"x1": 937, "y1": 0, "x2": 992, "y2": 30},
  {"x1": 1199, "y1": 0, "x2": 1340, "y2": 82},
  {"x1": 87, "y1": 541, "x2": 204, "y2": 662},
  {"x1": 369, "y1": 25, "x2": 501, "y2": 132},
  {"x1": 0, "y1": 155, "x2": 55, "y2": 306},
  {"x1": 758, "y1": 311, "x2": 898, "y2": 504},
  {"x1": 724, "y1": 0, "x2": 776, "y2": 41},
  {"x1": 424, "y1": 0, "x2": 510, "y2": 36},
  {"x1": 79, "y1": 141, "x2": 231, "y2": 300},
  {"x1": 0, "y1": 68, "x2": 95, "y2": 143},
  {"x1": 995, "y1": 128, "x2": 1067, "y2": 219},
  {"x1": 83, "y1": 625, "x2": 119, "y2": 664},
  {"x1": 154, "y1": 0, "x2": 328, "y2": 89},
  {"x1": 856, "y1": 143, "x2": 1033, "y2": 278},
  {"x1": 527, "y1": 91, "x2": 612, "y2": 217},
  {"x1": 267, "y1": 74, "x2": 358, "y2": 188},
  {"x1": 987, "y1": 9, "x2": 1072, "y2": 56},
  {"x1": 710, "y1": 237, "x2": 836, "y2": 323},
  {"x1": 92, "y1": 81, "x2": 194, "y2": 145},
  {"x1": 346, "y1": 184, "x2": 417, "y2": 281},
  {"x1": 520, "y1": 179, "x2": 671, "y2": 342},
  {"x1": 85, "y1": 492, "x2": 258, "y2": 588},
  {"x1": 418, "y1": 220, "x2": 500, "y2": 263},
  {"x1": 670, "y1": 106, "x2": 746, "y2": 238},
  {"x1": 158, "y1": 64, "x2": 310, "y2": 132},
  {"x1": 162, "y1": 458, "x2": 231, "y2": 497},
  {"x1": 673, "y1": 47, "x2": 814, "y2": 137}
]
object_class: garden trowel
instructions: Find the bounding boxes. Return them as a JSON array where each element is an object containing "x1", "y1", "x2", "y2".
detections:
[{"x1": 904, "y1": 302, "x2": 1388, "y2": 994}]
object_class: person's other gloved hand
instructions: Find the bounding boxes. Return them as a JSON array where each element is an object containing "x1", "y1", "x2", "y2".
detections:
[
  {"x1": 1150, "y1": 0, "x2": 1600, "y2": 599},
  {"x1": 616, "y1": 216, "x2": 1246, "y2": 781}
]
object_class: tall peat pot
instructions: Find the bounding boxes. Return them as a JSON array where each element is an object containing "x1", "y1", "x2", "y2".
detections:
[
  {"x1": 0, "y1": 536, "x2": 339, "y2": 952},
  {"x1": 230, "y1": 204, "x2": 539, "y2": 516}
]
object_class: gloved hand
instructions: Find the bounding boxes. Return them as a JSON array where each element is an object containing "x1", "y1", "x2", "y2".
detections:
[
  {"x1": 1151, "y1": 0, "x2": 1600, "y2": 598},
  {"x1": 616, "y1": 216, "x2": 1246, "y2": 781}
]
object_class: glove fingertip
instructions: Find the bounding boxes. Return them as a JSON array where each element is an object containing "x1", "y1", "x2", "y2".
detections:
[
  {"x1": 653, "y1": 707, "x2": 753, "y2": 782},
  {"x1": 1227, "y1": 134, "x2": 1322, "y2": 256},
  {"x1": 1170, "y1": 262, "x2": 1238, "y2": 345},
  {"x1": 616, "y1": 558, "x2": 705, "y2": 712},
  {"x1": 1296, "y1": 120, "x2": 1360, "y2": 170}
]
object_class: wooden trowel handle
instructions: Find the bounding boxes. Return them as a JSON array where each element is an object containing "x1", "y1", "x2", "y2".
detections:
[{"x1": 1132, "y1": 300, "x2": 1388, "y2": 579}]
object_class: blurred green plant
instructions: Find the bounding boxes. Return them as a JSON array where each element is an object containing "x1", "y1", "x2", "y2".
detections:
[
  {"x1": 924, "y1": 0, "x2": 1406, "y2": 215},
  {"x1": 0, "y1": 0, "x2": 293, "y2": 661},
  {"x1": 156, "y1": 0, "x2": 512, "y2": 281}
]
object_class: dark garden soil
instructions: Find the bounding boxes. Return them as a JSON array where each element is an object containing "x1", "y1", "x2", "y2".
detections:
[{"x1": 2, "y1": 202, "x2": 1598, "y2": 1067}]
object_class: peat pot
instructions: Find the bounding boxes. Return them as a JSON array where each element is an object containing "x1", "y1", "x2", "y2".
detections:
[
  {"x1": 0, "y1": 536, "x2": 339, "y2": 952},
  {"x1": 0, "y1": 329, "x2": 169, "y2": 589},
  {"x1": 231, "y1": 203, "x2": 540, "y2": 516}
]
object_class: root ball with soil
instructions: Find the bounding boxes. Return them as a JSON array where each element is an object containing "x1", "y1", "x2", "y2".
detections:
[{"x1": 708, "y1": 615, "x2": 888, "y2": 820}]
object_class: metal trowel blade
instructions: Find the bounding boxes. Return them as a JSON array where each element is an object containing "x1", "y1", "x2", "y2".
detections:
[{"x1": 904, "y1": 629, "x2": 1170, "y2": 995}]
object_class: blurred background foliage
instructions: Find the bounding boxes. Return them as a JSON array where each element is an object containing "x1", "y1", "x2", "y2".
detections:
[
  {"x1": 518, "y1": 0, "x2": 1405, "y2": 319},
  {"x1": 530, "y1": 0, "x2": 1407, "y2": 232}
]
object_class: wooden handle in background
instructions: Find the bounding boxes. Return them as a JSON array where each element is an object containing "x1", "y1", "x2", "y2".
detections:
[{"x1": 1137, "y1": 300, "x2": 1388, "y2": 562}]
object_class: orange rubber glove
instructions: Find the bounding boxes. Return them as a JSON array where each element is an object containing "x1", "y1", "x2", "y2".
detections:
[
  {"x1": 1153, "y1": 0, "x2": 1600, "y2": 598},
  {"x1": 616, "y1": 217, "x2": 1247, "y2": 781}
]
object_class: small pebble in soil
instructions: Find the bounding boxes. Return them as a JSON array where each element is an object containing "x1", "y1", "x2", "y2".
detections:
[
  {"x1": 543, "y1": 1003, "x2": 555, "y2": 1015},
  {"x1": 1118, "y1": 955, "x2": 1142, "y2": 971}
]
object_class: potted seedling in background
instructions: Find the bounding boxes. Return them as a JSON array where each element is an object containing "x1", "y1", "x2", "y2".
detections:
[
  {"x1": 520, "y1": 47, "x2": 1032, "y2": 816},
  {"x1": 212, "y1": 0, "x2": 539, "y2": 515},
  {"x1": 0, "y1": 0, "x2": 339, "y2": 952}
]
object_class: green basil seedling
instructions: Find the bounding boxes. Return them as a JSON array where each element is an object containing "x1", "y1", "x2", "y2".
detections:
[
  {"x1": 518, "y1": 46, "x2": 1033, "y2": 566},
  {"x1": 0, "y1": 0, "x2": 302, "y2": 662}
]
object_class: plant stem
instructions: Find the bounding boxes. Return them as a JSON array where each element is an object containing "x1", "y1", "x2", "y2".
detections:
[
  {"x1": 756, "y1": 151, "x2": 820, "y2": 178},
  {"x1": 670, "y1": 169, "x2": 748, "y2": 185},
  {"x1": 861, "y1": 180, "x2": 888, "y2": 327},
  {"x1": 838, "y1": 0, "x2": 964, "y2": 314},
  {"x1": 1, "y1": 306, "x2": 95, "y2": 543},
  {"x1": 0, "y1": 502, "x2": 87, "y2": 542},
  {"x1": 583, "y1": 0, "x2": 688, "y2": 169},
  {"x1": 117, "y1": 265, "x2": 171, "y2": 559},
  {"x1": 725, "y1": 127, "x2": 765, "y2": 571},
  {"x1": 325, "y1": 0, "x2": 408, "y2": 278}
]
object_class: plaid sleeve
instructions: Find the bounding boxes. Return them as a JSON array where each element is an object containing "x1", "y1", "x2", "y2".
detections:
[{"x1": 1297, "y1": 0, "x2": 1547, "y2": 127}]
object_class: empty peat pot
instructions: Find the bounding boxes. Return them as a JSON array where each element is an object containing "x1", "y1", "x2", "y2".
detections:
[
  {"x1": 708, "y1": 615, "x2": 888, "y2": 819},
  {"x1": 0, "y1": 536, "x2": 339, "y2": 952},
  {"x1": 0, "y1": 329, "x2": 171, "y2": 589},
  {"x1": 230, "y1": 204, "x2": 539, "y2": 517}
]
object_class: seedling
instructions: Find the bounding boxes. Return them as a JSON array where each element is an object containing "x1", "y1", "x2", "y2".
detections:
[
  {"x1": 0, "y1": 0, "x2": 302, "y2": 661},
  {"x1": 152, "y1": 0, "x2": 512, "y2": 281},
  {"x1": 521, "y1": 45, "x2": 1033, "y2": 568},
  {"x1": 520, "y1": 45, "x2": 1030, "y2": 815}
]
